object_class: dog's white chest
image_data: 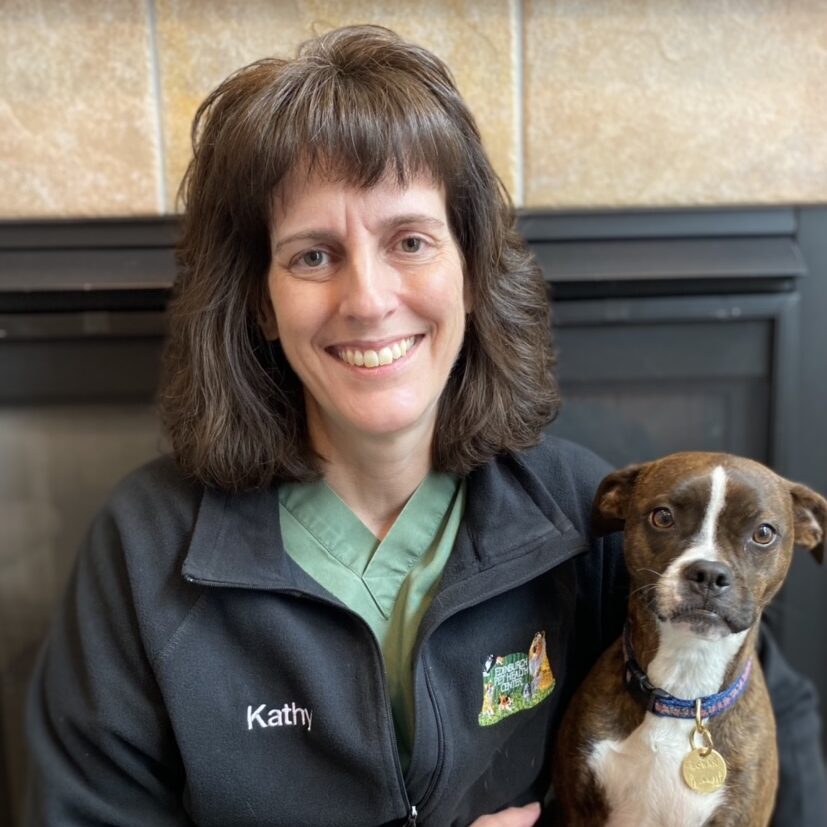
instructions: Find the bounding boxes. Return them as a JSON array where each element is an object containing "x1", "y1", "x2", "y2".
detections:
[{"x1": 587, "y1": 715, "x2": 725, "y2": 827}]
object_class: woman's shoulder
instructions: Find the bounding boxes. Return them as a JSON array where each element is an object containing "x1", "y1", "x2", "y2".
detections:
[
  {"x1": 83, "y1": 454, "x2": 204, "y2": 583},
  {"x1": 511, "y1": 430, "x2": 614, "y2": 489},
  {"x1": 106, "y1": 454, "x2": 203, "y2": 524},
  {"x1": 75, "y1": 455, "x2": 208, "y2": 659},
  {"x1": 460, "y1": 433, "x2": 612, "y2": 540},
  {"x1": 493, "y1": 432, "x2": 612, "y2": 535}
]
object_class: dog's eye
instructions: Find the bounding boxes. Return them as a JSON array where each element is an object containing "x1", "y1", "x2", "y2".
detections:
[
  {"x1": 752, "y1": 523, "x2": 777, "y2": 545},
  {"x1": 650, "y1": 507, "x2": 674, "y2": 529}
]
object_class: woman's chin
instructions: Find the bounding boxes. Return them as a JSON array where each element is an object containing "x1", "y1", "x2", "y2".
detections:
[{"x1": 311, "y1": 405, "x2": 437, "y2": 450}]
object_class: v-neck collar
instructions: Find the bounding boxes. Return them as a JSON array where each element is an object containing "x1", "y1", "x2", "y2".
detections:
[{"x1": 278, "y1": 473, "x2": 460, "y2": 617}]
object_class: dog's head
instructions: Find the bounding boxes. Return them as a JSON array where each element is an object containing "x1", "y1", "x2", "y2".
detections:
[{"x1": 593, "y1": 452, "x2": 825, "y2": 639}]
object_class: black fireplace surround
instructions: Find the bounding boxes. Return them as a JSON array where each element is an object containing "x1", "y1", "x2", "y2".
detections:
[{"x1": 1, "y1": 206, "x2": 825, "y2": 822}]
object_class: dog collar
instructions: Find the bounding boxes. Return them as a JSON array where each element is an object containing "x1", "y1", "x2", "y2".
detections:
[{"x1": 622, "y1": 623, "x2": 752, "y2": 719}]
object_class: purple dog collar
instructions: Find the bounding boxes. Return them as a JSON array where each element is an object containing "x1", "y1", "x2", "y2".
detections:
[{"x1": 622, "y1": 623, "x2": 752, "y2": 719}]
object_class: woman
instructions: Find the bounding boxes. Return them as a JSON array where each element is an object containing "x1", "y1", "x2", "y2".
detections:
[{"x1": 25, "y1": 25, "x2": 825, "y2": 827}]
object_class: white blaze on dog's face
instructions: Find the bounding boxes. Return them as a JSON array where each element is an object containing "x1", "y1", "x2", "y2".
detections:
[
  {"x1": 655, "y1": 464, "x2": 750, "y2": 638},
  {"x1": 593, "y1": 452, "x2": 827, "y2": 641}
]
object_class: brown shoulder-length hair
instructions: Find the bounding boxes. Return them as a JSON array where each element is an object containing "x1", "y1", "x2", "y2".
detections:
[{"x1": 160, "y1": 24, "x2": 559, "y2": 489}]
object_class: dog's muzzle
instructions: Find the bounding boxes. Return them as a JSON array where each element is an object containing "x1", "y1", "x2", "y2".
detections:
[{"x1": 662, "y1": 559, "x2": 756, "y2": 634}]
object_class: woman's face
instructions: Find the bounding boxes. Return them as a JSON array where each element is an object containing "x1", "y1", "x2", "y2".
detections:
[{"x1": 265, "y1": 171, "x2": 469, "y2": 455}]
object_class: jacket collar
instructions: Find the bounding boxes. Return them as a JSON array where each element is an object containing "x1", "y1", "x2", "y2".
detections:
[
  {"x1": 181, "y1": 451, "x2": 587, "y2": 591},
  {"x1": 181, "y1": 484, "x2": 299, "y2": 590}
]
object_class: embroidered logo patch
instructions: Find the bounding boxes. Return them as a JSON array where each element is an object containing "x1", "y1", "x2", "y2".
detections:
[{"x1": 478, "y1": 631, "x2": 555, "y2": 726}]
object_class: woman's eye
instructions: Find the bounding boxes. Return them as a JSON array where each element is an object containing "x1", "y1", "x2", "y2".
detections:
[
  {"x1": 300, "y1": 249, "x2": 328, "y2": 268},
  {"x1": 752, "y1": 523, "x2": 777, "y2": 545},
  {"x1": 650, "y1": 507, "x2": 674, "y2": 529},
  {"x1": 399, "y1": 236, "x2": 423, "y2": 253}
]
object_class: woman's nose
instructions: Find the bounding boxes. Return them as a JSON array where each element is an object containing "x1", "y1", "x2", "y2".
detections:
[{"x1": 338, "y1": 253, "x2": 399, "y2": 321}]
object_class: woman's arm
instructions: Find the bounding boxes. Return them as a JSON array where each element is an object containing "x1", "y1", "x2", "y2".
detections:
[
  {"x1": 761, "y1": 626, "x2": 827, "y2": 827},
  {"x1": 24, "y1": 507, "x2": 193, "y2": 826}
]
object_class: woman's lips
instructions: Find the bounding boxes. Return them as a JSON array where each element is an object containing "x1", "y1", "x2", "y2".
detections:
[{"x1": 333, "y1": 335, "x2": 418, "y2": 368}]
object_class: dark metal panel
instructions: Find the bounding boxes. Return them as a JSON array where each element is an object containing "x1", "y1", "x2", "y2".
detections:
[
  {"x1": 554, "y1": 319, "x2": 770, "y2": 382},
  {"x1": 550, "y1": 380, "x2": 770, "y2": 468},
  {"x1": 767, "y1": 293, "x2": 800, "y2": 475},
  {"x1": 533, "y1": 237, "x2": 805, "y2": 283},
  {"x1": 553, "y1": 290, "x2": 799, "y2": 474},
  {"x1": 776, "y1": 207, "x2": 827, "y2": 756},
  {"x1": 791, "y1": 207, "x2": 827, "y2": 506},
  {"x1": 0, "y1": 217, "x2": 178, "y2": 249},
  {"x1": 0, "y1": 311, "x2": 166, "y2": 341},
  {"x1": 0, "y1": 338, "x2": 163, "y2": 404},
  {"x1": 552, "y1": 292, "x2": 793, "y2": 324},
  {"x1": 0, "y1": 310, "x2": 166, "y2": 402},
  {"x1": 550, "y1": 293, "x2": 785, "y2": 468},
  {"x1": 518, "y1": 207, "x2": 797, "y2": 241},
  {"x1": 0, "y1": 248, "x2": 175, "y2": 292}
]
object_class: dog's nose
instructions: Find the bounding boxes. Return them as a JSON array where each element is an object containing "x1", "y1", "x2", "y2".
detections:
[{"x1": 683, "y1": 560, "x2": 733, "y2": 597}]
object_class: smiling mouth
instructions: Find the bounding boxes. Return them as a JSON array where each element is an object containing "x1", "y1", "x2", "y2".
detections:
[{"x1": 334, "y1": 336, "x2": 418, "y2": 369}]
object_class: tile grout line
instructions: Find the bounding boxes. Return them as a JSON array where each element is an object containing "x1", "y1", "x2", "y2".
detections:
[
  {"x1": 512, "y1": 0, "x2": 525, "y2": 207},
  {"x1": 146, "y1": 0, "x2": 168, "y2": 214}
]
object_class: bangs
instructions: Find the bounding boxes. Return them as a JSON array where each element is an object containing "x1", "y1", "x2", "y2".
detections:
[{"x1": 264, "y1": 56, "x2": 468, "y2": 194}]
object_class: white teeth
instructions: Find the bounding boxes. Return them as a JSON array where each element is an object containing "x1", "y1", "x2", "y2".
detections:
[{"x1": 338, "y1": 336, "x2": 416, "y2": 369}]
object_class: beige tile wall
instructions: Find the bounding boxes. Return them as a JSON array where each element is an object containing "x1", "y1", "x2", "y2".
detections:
[
  {"x1": 155, "y1": 0, "x2": 518, "y2": 210},
  {"x1": 2, "y1": 0, "x2": 826, "y2": 218},
  {"x1": 524, "y1": 0, "x2": 827, "y2": 208},
  {"x1": 0, "y1": 0, "x2": 162, "y2": 217}
]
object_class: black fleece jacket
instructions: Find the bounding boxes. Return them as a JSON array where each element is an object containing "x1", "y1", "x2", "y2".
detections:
[{"x1": 24, "y1": 436, "x2": 827, "y2": 826}]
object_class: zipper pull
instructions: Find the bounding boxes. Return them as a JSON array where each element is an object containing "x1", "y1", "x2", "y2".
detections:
[{"x1": 404, "y1": 805, "x2": 418, "y2": 825}]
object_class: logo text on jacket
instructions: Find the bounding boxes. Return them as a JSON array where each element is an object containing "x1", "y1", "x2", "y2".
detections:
[
  {"x1": 247, "y1": 702, "x2": 313, "y2": 732},
  {"x1": 478, "y1": 631, "x2": 555, "y2": 726}
]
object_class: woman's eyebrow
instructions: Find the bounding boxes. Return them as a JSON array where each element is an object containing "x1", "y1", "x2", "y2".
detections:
[
  {"x1": 380, "y1": 213, "x2": 446, "y2": 231},
  {"x1": 274, "y1": 215, "x2": 446, "y2": 252},
  {"x1": 273, "y1": 230, "x2": 338, "y2": 252}
]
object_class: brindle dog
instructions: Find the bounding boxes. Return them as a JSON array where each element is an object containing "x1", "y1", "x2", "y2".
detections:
[{"x1": 554, "y1": 452, "x2": 825, "y2": 827}]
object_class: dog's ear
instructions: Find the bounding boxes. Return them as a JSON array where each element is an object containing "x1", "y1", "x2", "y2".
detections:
[
  {"x1": 592, "y1": 464, "x2": 644, "y2": 537},
  {"x1": 789, "y1": 483, "x2": 827, "y2": 564}
]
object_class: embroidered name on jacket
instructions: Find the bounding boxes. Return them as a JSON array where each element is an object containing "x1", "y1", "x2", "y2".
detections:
[
  {"x1": 247, "y1": 703, "x2": 313, "y2": 732},
  {"x1": 478, "y1": 631, "x2": 555, "y2": 726}
]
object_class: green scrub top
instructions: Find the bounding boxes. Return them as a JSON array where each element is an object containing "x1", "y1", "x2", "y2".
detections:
[{"x1": 278, "y1": 472, "x2": 466, "y2": 769}]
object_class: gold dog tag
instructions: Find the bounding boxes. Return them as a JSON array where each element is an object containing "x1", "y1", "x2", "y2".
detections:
[
  {"x1": 681, "y1": 747, "x2": 727, "y2": 793},
  {"x1": 682, "y1": 699, "x2": 727, "y2": 793}
]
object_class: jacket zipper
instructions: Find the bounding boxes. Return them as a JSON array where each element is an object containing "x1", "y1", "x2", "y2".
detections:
[
  {"x1": 290, "y1": 595, "x2": 421, "y2": 825},
  {"x1": 409, "y1": 532, "x2": 589, "y2": 819},
  {"x1": 261, "y1": 588, "x2": 416, "y2": 823}
]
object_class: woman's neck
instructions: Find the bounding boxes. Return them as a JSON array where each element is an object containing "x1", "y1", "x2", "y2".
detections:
[{"x1": 307, "y1": 409, "x2": 434, "y2": 539}]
